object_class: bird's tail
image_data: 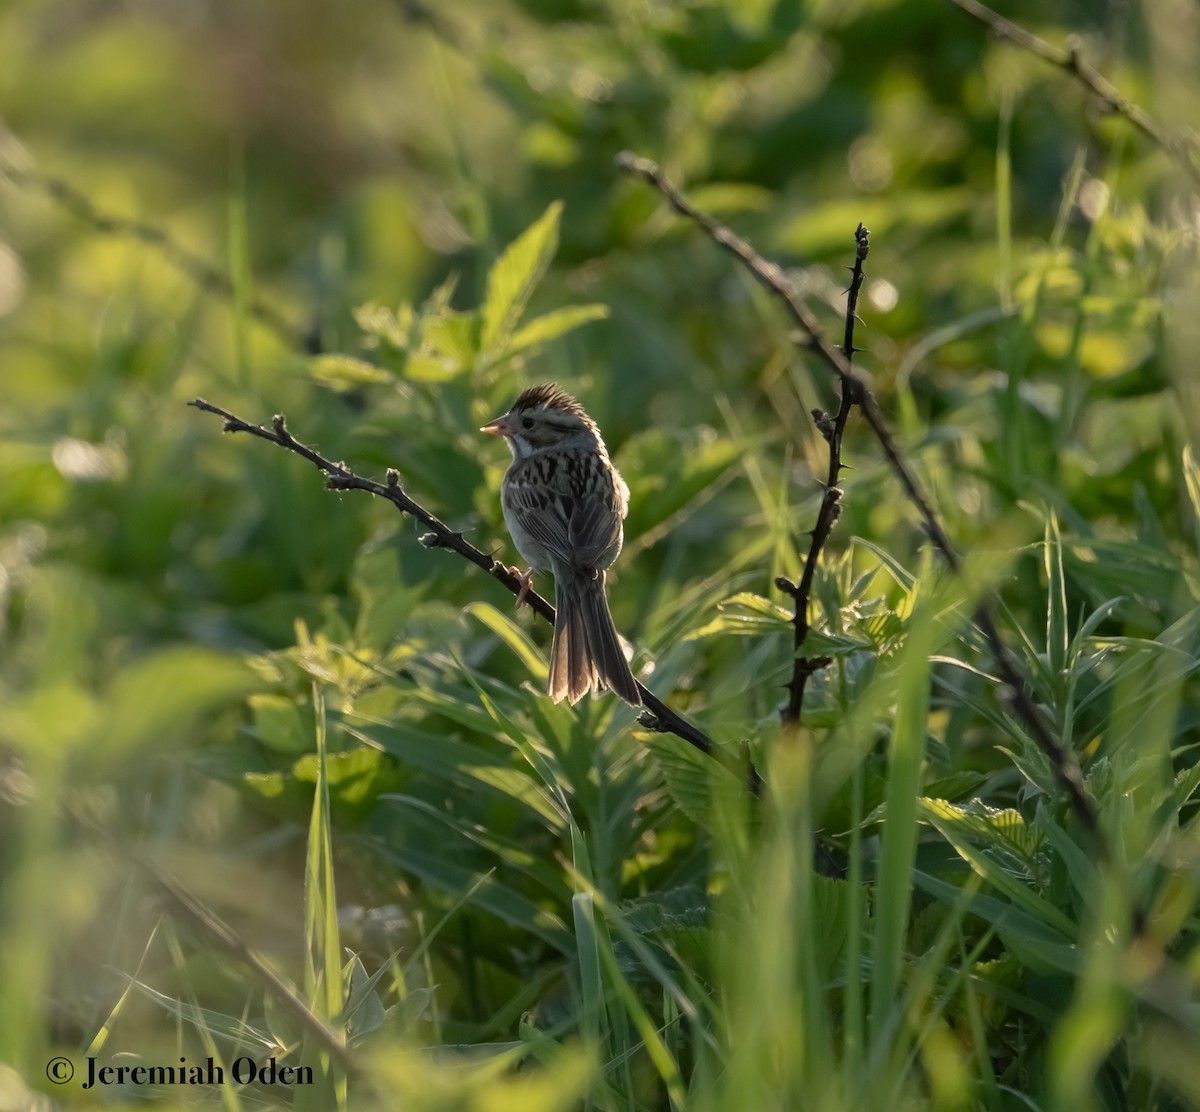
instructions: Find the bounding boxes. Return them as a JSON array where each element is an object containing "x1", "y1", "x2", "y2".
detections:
[{"x1": 549, "y1": 572, "x2": 641, "y2": 706}]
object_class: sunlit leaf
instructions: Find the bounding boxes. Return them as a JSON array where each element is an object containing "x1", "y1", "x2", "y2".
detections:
[
  {"x1": 684, "y1": 591, "x2": 791, "y2": 640},
  {"x1": 480, "y1": 201, "x2": 562, "y2": 358},
  {"x1": 311, "y1": 354, "x2": 394, "y2": 390},
  {"x1": 466, "y1": 601, "x2": 548, "y2": 681},
  {"x1": 504, "y1": 304, "x2": 609, "y2": 361}
]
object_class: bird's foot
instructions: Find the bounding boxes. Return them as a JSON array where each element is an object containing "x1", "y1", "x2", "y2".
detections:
[{"x1": 510, "y1": 567, "x2": 534, "y2": 609}]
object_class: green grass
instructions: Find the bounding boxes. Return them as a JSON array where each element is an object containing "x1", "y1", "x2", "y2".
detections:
[{"x1": 3, "y1": 1, "x2": 1200, "y2": 1109}]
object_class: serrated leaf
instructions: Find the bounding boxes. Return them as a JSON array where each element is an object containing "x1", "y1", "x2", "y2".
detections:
[
  {"x1": 620, "y1": 886, "x2": 710, "y2": 934},
  {"x1": 917, "y1": 798, "x2": 1075, "y2": 938},
  {"x1": 415, "y1": 312, "x2": 478, "y2": 377},
  {"x1": 504, "y1": 304, "x2": 609, "y2": 361},
  {"x1": 918, "y1": 797, "x2": 1043, "y2": 863},
  {"x1": 640, "y1": 733, "x2": 745, "y2": 825},
  {"x1": 684, "y1": 592, "x2": 791, "y2": 640},
  {"x1": 797, "y1": 628, "x2": 874, "y2": 657},
  {"x1": 481, "y1": 201, "x2": 563, "y2": 357}
]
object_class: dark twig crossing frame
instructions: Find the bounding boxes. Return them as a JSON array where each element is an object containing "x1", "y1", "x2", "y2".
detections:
[
  {"x1": 188, "y1": 399, "x2": 765, "y2": 797},
  {"x1": 618, "y1": 153, "x2": 1105, "y2": 851},
  {"x1": 948, "y1": 0, "x2": 1200, "y2": 190}
]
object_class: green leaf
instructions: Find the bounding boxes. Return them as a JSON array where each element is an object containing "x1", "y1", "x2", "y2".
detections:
[
  {"x1": 504, "y1": 304, "x2": 609, "y2": 361},
  {"x1": 311, "y1": 354, "x2": 394, "y2": 390},
  {"x1": 480, "y1": 201, "x2": 563, "y2": 358},
  {"x1": 1044, "y1": 512, "x2": 1068, "y2": 678},
  {"x1": 249, "y1": 694, "x2": 311, "y2": 755},
  {"x1": 797, "y1": 628, "x2": 875, "y2": 658},
  {"x1": 465, "y1": 601, "x2": 548, "y2": 682},
  {"x1": 349, "y1": 719, "x2": 566, "y2": 829},
  {"x1": 684, "y1": 592, "x2": 791, "y2": 640},
  {"x1": 622, "y1": 427, "x2": 739, "y2": 542},
  {"x1": 101, "y1": 649, "x2": 256, "y2": 759},
  {"x1": 1184, "y1": 443, "x2": 1200, "y2": 525},
  {"x1": 640, "y1": 733, "x2": 745, "y2": 826},
  {"x1": 370, "y1": 842, "x2": 572, "y2": 954},
  {"x1": 917, "y1": 797, "x2": 1044, "y2": 864},
  {"x1": 353, "y1": 301, "x2": 415, "y2": 349},
  {"x1": 914, "y1": 871, "x2": 1080, "y2": 975},
  {"x1": 293, "y1": 745, "x2": 399, "y2": 811},
  {"x1": 131, "y1": 980, "x2": 278, "y2": 1053},
  {"x1": 917, "y1": 798, "x2": 1075, "y2": 938},
  {"x1": 396, "y1": 311, "x2": 480, "y2": 381},
  {"x1": 404, "y1": 353, "x2": 463, "y2": 382}
]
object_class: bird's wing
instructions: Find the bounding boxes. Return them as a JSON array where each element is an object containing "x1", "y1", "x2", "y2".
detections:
[
  {"x1": 566, "y1": 490, "x2": 623, "y2": 570},
  {"x1": 505, "y1": 464, "x2": 623, "y2": 573},
  {"x1": 504, "y1": 479, "x2": 575, "y2": 567}
]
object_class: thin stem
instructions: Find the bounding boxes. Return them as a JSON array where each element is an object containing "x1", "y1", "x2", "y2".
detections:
[
  {"x1": 947, "y1": 0, "x2": 1200, "y2": 189},
  {"x1": 779, "y1": 224, "x2": 870, "y2": 727}
]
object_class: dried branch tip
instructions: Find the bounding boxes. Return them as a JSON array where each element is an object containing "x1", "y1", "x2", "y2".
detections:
[
  {"x1": 855, "y1": 223, "x2": 870, "y2": 260},
  {"x1": 616, "y1": 150, "x2": 652, "y2": 178}
]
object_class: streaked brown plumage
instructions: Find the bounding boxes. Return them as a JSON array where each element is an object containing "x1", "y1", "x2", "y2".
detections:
[{"x1": 481, "y1": 384, "x2": 641, "y2": 706}]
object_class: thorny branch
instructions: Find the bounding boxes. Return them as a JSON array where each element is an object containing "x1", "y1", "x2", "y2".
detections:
[
  {"x1": 188, "y1": 398, "x2": 765, "y2": 797},
  {"x1": 948, "y1": 0, "x2": 1200, "y2": 190},
  {"x1": 777, "y1": 224, "x2": 870, "y2": 727},
  {"x1": 619, "y1": 152, "x2": 1105, "y2": 851}
]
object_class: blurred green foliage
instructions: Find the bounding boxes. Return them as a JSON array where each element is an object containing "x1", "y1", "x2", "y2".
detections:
[{"x1": 2, "y1": 0, "x2": 1200, "y2": 1108}]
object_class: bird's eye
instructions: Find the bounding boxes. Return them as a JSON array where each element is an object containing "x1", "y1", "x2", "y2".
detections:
[{"x1": 521, "y1": 415, "x2": 534, "y2": 430}]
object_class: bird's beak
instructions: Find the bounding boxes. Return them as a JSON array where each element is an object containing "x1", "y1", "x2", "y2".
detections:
[{"x1": 480, "y1": 414, "x2": 511, "y2": 436}]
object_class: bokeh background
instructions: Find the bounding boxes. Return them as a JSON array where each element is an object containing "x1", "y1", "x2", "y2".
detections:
[{"x1": 2, "y1": 0, "x2": 1199, "y2": 1108}]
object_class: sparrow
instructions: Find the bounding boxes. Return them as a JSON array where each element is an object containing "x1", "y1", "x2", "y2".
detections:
[{"x1": 481, "y1": 383, "x2": 641, "y2": 706}]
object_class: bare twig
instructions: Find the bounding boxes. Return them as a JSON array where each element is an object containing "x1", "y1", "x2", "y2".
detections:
[
  {"x1": 2, "y1": 162, "x2": 310, "y2": 351},
  {"x1": 616, "y1": 152, "x2": 954, "y2": 574},
  {"x1": 778, "y1": 224, "x2": 870, "y2": 726},
  {"x1": 948, "y1": 0, "x2": 1200, "y2": 189},
  {"x1": 619, "y1": 153, "x2": 1104, "y2": 849},
  {"x1": 189, "y1": 398, "x2": 764, "y2": 796}
]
